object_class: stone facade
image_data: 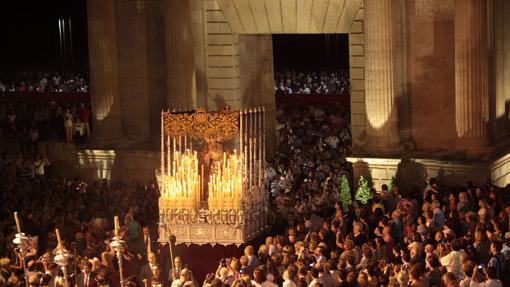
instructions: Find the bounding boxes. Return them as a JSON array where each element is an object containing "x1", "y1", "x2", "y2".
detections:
[{"x1": 84, "y1": 0, "x2": 510, "y2": 185}]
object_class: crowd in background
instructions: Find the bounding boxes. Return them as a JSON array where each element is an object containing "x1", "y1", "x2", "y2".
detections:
[
  {"x1": 0, "y1": 102, "x2": 509, "y2": 287},
  {"x1": 0, "y1": 100, "x2": 92, "y2": 148},
  {"x1": 266, "y1": 104, "x2": 352, "y2": 229},
  {"x1": 274, "y1": 70, "x2": 350, "y2": 95},
  {"x1": 0, "y1": 69, "x2": 89, "y2": 93}
]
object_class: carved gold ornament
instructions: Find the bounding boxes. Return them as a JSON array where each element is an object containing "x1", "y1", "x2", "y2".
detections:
[{"x1": 163, "y1": 107, "x2": 239, "y2": 141}]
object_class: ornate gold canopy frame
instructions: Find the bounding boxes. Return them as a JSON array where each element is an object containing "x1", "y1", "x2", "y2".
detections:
[
  {"x1": 162, "y1": 106, "x2": 239, "y2": 141},
  {"x1": 157, "y1": 106, "x2": 268, "y2": 246}
]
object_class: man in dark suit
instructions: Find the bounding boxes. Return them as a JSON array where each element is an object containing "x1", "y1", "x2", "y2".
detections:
[
  {"x1": 139, "y1": 252, "x2": 158, "y2": 287},
  {"x1": 136, "y1": 226, "x2": 158, "y2": 263},
  {"x1": 167, "y1": 256, "x2": 184, "y2": 283},
  {"x1": 146, "y1": 265, "x2": 168, "y2": 287},
  {"x1": 77, "y1": 261, "x2": 96, "y2": 287}
]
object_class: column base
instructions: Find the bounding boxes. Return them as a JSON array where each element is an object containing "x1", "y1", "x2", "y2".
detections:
[
  {"x1": 359, "y1": 135, "x2": 404, "y2": 157},
  {"x1": 455, "y1": 137, "x2": 494, "y2": 157}
]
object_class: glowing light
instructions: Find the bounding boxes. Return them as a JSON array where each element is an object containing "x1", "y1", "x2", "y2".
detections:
[
  {"x1": 208, "y1": 151, "x2": 243, "y2": 210},
  {"x1": 160, "y1": 149, "x2": 200, "y2": 210}
]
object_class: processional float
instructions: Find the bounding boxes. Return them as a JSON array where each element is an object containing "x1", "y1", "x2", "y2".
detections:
[{"x1": 156, "y1": 106, "x2": 268, "y2": 245}]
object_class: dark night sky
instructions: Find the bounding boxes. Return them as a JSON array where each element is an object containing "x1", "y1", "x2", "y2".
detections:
[
  {"x1": 272, "y1": 34, "x2": 349, "y2": 72},
  {"x1": 0, "y1": 0, "x2": 88, "y2": 72},
  {"x1": 0, "y1": 1, "x2": 348, "y2": 76}
]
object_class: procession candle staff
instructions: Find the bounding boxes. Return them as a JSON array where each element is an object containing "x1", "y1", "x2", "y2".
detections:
[
  {"x1": 54, "y1": 229, "x2": 71, "y2": 287},
  {"x1": 111, "y1": 216, "x2": 126, "y2": 287},
  {"x1": 168, "y1": 234, "x2": 176, "y2": 281},
  {"x1": 13, "y1": 212, "x2": 30, "y2": 287}
]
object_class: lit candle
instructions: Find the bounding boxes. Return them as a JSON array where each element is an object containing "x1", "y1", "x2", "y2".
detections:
[
  {"x1": 13, "y1": 212, "x2": 21, "y2": 233},
  {"x1": 167, "y1": 135, "x2": 171, "y2": 176}
]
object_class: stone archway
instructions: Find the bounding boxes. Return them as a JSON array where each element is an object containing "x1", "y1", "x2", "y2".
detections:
[{"x1": 191, "y1": 0, "x2": 365, "y2": 155}]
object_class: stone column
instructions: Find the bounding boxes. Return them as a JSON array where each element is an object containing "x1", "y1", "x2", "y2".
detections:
[
  {"x1": 455, "y1": 0, "x2": 490, "y2": 152},
  {"x1": 239, "y1": 35, "x2": 276, "y2": 157},
  {"x1": 492, "y1": 0, "x2": 510, "y2": 141},
  {"x1": 115, "y1": 0, "x2": 151, "y2": 142},
  {"x1": 364, "y1": 0, "x2": 400, "y2": 152},
  {"x1": 87, "y1": 0, "x2": 123, "y2": 141},
  {"x1": 165, "y1": 0, "x2": 196, "y2": 108}
]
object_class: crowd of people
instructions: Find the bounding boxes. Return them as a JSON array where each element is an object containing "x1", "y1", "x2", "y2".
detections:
[
  {"x1": 274, "y1": 70, "x2": 350, "y2": 95},
  {"x1": 266, "y1": 104, "x2": 352, "y2": 229},
  {"x1": 0, "y1": 100, "x2": 92, "y2": 149},
  {"x1": 0, "y1": 102, "x2": 509, "y2": 287},
  {"x1": 0, "y1": 69, "x2": 89, "y2": 93}
]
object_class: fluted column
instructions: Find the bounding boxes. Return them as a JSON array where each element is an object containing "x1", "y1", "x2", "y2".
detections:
[
  {"x1": 87, "y1": 0, "x2": 123, "y2": 141},
  {"x1": 364, "y1": 0, "x2": 400, "y2": 152},
  {"x1": 165, "y1": 0, "x2": 196, "y2": 108},
  {"x1": 455, "y1": 0, "x2": 489, "y2": 151}
]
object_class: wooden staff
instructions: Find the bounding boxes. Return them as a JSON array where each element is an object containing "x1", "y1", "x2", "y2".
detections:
[{"x1": 168, "y1": 237, "x2": 175, "y2": 280}]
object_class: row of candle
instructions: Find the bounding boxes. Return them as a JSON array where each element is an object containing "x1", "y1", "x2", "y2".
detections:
[
  {"x1": 208, "y1": 151, "x2": 243, "y2": 210},
  {"x1": 160, "y1": 149, "x2": 201, "y2": 210}
]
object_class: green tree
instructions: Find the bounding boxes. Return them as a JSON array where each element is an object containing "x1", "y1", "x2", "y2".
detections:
[
  {"x1": 388, "y1": 176, "x2": 396, "y2": 193},
  {"x1": 355, "y1": 176, "x2": 371, "y2": 204},
  {"x1": 338, "y1": 174, "x2": 352, "y2": 209}
]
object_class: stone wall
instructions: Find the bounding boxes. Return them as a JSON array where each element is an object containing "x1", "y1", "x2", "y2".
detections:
[
  {"x1": 204, "y1": 0, "x2": 242, "y2": 110},
  {"x1": 348, "y1": 157, "x2": 489, "y2": 192},
  {"x1": 490, "y1": 153, "x2": 510, "y2": 187}
]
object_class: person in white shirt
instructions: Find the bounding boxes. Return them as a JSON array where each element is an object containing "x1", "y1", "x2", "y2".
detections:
[
  {"x1": 440, "y1": 239, "x2": 465, "y2": 279},
  {"x1": 33, "y1": 155, "x2": 49, "y2": 179}
]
